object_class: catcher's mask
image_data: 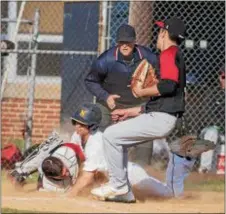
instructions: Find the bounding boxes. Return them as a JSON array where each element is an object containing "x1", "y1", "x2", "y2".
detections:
[
  {"x1": 71, "y1": 103, "x2": 102, "y2": 131},
  {"x1": 41, "y1": 156, "x2": 70, "y2": 180}
]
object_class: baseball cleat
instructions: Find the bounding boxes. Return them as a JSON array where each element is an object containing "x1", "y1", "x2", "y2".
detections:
[
  {"x1": 7, "y1": 169, "x2": 27, "y2": 187},
  {"x1": 91, "y1": 183, "x2": 129, "y2": 200},
  {"x1": 105, "y1": 190, "x2": 136, "y2": 203}
]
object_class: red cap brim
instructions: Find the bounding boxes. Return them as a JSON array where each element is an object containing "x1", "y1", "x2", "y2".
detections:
[{"x1": 155, "y1": 21, "x2": 165, "y2": 28}]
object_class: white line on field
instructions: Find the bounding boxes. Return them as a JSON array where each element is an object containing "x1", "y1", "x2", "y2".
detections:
[{"x1": 3, "y1": 196, "x2": 129, "y2": 213}]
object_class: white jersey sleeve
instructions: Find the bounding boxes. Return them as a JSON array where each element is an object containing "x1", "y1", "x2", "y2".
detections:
[
  {"x1": 83, "y1": 148, "x2": 101, "y2": 172},
  {"x1": 83, "y1": 131, "x2": 108, "y2": 172},
  {"x1": 70, "y1": 132, "x2": 82, "y2": 147}
]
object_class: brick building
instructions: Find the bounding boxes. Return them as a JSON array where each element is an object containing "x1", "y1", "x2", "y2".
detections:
[{"x1": 1, "y1": 2, "x2": 64, "y2": 144}]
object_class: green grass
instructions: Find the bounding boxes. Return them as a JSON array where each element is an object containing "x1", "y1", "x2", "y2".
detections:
[
  {"x1": 2, "y1": 208, "x2": 37, "y2": 213},
  {"x1": 12, "y1": 139, "x2": 26, "y2": 153},
  {"x1": 185, "y1": 176, "x2": 225, "y2": 192},
  {"x1": 1, "y1": 208, "x2": 52, "y2": 213}
]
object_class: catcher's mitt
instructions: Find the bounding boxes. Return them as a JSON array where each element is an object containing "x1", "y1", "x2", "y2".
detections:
[
  {"x1": 170, "y1": 135, "x2": 216, "y2": 158},
  {"x1": 130, "y1": 59, "x2": 158, "y2": 97},
  {"x1": 170, "y1": 135, "x2": 197, "y2": 157}
]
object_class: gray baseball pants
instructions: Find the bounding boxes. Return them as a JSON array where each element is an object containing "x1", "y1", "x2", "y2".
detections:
[
  {"x1": 103, "y1": 112, "x2": 177, "y2": 190},
  {"x1": 97, "y1": 102, "x2": 154, "y2": 165}
]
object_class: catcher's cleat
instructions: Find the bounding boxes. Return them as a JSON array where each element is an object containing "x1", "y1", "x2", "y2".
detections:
[
  {"x1": 8, "y1": 169, "x2": 27, "y2": 187},
  {"x1": 170, "y1": 135, "x2": 216, "y2": 159}
]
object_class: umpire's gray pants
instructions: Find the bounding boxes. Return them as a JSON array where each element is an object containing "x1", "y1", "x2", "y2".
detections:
[{"x1": 103, "y1": 112, "x2": 177, "y2": 190}]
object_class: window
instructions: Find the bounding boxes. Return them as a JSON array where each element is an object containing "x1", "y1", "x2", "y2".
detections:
[{"x1": 17, "y1": 41, "x2": 63, "y2": 77}]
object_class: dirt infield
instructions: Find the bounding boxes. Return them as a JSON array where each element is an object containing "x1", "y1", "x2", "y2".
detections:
[{"x1": 2, "y1": 178, "x2": 224, "y2": 213}]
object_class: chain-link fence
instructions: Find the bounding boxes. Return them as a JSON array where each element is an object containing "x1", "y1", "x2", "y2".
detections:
[
  {"x1": 1, "y1": 1, "x2": 225, "y2": 178},
  {"x1": 104, "y1": 1, "x2": 225, "y2": 171}
]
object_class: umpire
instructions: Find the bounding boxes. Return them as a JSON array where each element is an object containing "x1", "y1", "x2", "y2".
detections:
[{"x1": 85, "y1": 24, "x2": 157, "y2": 131}]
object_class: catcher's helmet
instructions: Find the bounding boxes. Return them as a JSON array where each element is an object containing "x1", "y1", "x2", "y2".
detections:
[
  {"x1": 42, "y1": 156, "x2": 65, "y2": 179},
  {"x1": 71, "y1": 103, "x2": 102, "y2": 130}
]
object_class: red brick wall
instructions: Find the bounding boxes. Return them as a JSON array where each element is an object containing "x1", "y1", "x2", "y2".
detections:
[{"x1": 1, "y1": 98, "x2": 61, "y2": 144}]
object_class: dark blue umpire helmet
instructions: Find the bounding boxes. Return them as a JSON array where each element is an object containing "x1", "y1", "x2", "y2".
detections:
[{"x1": 71, "y1": 103, "x2": 102, "y2": 131}]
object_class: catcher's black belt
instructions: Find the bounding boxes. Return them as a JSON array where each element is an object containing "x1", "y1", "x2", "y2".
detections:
[
  {"x1": 175, "y1": 153, "x2": 192, "y2": 161},
  {"x1": 168, "y1": 112, "x2": 183, "y2": 118}
]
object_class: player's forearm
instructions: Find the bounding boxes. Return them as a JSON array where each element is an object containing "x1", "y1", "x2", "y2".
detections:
[
  {"x1": 138, "y1": 80, "x2": 177, "y2": 97},
  {"x1": 139, "y1": 84, "x2": 160, "y2": 97},
  {"x1": 71, "y1": 171, "x2": 94, "y2": 195},
  {"x1": 127, "y1": 106, "x2": 142, "y2": 117}
]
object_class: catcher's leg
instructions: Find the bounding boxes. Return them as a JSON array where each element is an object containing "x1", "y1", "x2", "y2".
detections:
[{"x1": 9, "y1": 131, "x2": 63, "y2": 186}]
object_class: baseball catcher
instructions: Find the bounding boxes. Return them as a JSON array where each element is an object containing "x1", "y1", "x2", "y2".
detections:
[{"x1": 9, "y1": 131, "x2": 85, "y2": 193}]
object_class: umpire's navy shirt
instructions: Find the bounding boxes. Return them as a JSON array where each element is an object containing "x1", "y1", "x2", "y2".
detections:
[{"x1": 85, "y1": 45, "x2": 157, "y2": 106}]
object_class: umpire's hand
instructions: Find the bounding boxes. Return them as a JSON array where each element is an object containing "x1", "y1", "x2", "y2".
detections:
[{"x1": 106, "y1": 94, "x2": 121, "y2": 110}]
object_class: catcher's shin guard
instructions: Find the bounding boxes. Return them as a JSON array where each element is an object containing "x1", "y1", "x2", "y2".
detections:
[
  {"x1": 8, "y1": 131, "x2": 64, "y2": 186},
  {"x1": 17, "y1": 131, "x2": 64, "y2": 174}
]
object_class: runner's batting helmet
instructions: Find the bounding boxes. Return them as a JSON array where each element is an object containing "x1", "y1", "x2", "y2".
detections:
[{"x1": 71, "y1": 103, "x2": 102, "y2": 131}]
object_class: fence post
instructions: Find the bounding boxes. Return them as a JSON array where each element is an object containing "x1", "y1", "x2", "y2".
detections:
[{"x1": 24, "y1": 8, "x2": 40, "y2": 150}]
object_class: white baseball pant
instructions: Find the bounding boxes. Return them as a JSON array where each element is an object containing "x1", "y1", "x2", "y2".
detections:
[{"x1": 128, "y1": 152, "x2": 195, "y2": 197}]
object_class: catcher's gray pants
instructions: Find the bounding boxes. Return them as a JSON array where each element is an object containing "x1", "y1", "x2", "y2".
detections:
[{"x1": 103, "y1": 112, "x2": 177, "y2": 190}]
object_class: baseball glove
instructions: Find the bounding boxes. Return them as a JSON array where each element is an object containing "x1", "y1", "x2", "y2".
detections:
[
  {"x1": 130, "y1": 59, "x2": 158, "y2": 97},
  {"x1": 170, "y1": 135, "x2": 216, "y2": 158},
  {"x1": 170, "y1": 135, "x2": 197, "y2": 157}
]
